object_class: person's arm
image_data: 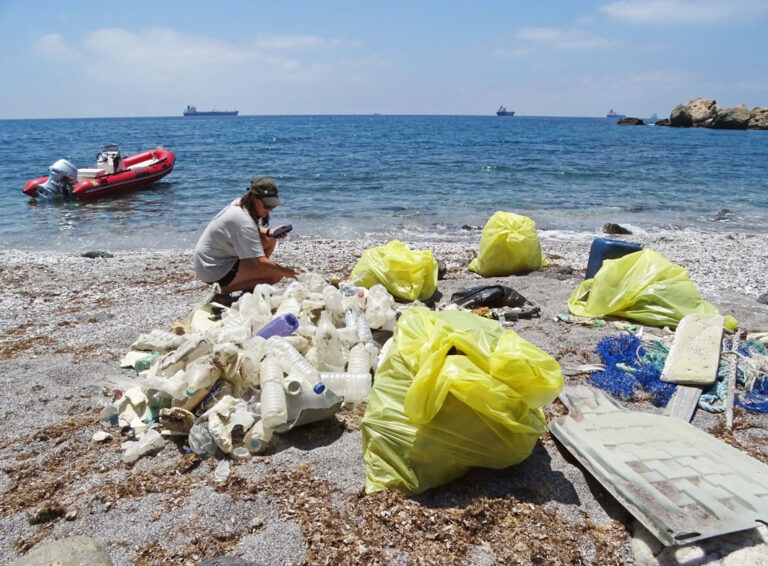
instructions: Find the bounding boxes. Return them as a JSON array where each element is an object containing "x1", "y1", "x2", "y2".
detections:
[{"x1": 250, "y1": 255, "x2": 301, "y2": 280}]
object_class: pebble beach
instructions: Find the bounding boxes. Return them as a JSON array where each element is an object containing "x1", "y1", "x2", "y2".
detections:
[{"x1": 1, "y1": 228, "x2": 768, "y2": 565}]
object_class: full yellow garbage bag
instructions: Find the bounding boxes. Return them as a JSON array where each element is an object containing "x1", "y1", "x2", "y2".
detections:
[
  {"x1": 468, "y1": 212, "x2": 548, "y2": 277},
  {"x1": 568, "y1": 249, "x2": 737, "y2": 329},
  {"x1": 350, "y1": 240, "x2": 438, "y2": 302},
  {"x1": 362, "y1": 307, "x2": 563, "y2": 495}
]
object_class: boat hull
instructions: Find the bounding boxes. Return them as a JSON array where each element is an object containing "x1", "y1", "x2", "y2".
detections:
[
  {"x1": 183, "y1": 110, "x2": 238, "y2": 116},
  {"x1": 496, "y1": 111, "x2": 515, "y2": 116},
  {"x1": 23, "y1": 147, "x2": 175, "y2": 200}
]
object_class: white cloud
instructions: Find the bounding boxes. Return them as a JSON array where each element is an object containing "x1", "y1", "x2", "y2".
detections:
[
  {"x1": 31, "y1": 33, "x2": 79, "y2": 60},
  {"x1": 600, "y1": 1, "x2": 768, "y2": 24},
  {"x1": 515, "y1": 27, "x2": 613, "y2": 50},
  {"x1": 75, "y1": 27, "x2": 347, "y2": 85}
]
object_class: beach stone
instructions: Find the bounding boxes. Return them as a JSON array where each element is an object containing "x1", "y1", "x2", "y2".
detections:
[
  {"x1": 711, "y1": 104, "x2": 750, "y2": 130},
  {"x1": 749, "y1": 107, "x2": 768, "y2": 130},
  {"x1": 81, "y1": 250, "x2": 114, "y2": 259},
  {"x1": 758, "y1": 293, "x2": 768, "y2": 305},
  {"x1": 617, "y1": 117, "x2": 644, "y2": 125},
  {"x1": 9, "y1": 536, "x2": 113, "y2": 566},
  {"x1": 669, "y1": 104, "x2": 693, "y2": 127},
  {"x1": 603, "y1": 223, "x2": 632, "y2": 235}
]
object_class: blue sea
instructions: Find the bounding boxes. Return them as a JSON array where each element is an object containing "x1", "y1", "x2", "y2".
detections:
[{"x1": 1, "y1": 115, "x2": 767, "y2": 252}]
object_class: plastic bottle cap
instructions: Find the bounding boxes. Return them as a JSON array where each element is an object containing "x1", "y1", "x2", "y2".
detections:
[
  {"x1": 357, "y1": 290, "x2": 365, "y2": 297},
  {"x1": 313, "y1": 382, "x2": 326, "y2": 394}
]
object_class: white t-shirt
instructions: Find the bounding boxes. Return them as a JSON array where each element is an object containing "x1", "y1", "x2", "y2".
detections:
[{"x1": 193, "y1": 198, "x2": 265, "y2": 283}]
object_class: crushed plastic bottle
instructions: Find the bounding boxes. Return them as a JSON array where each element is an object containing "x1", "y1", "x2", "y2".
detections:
[
  {"x1": 315, "y1": 311, "x2": 346, "y2": 372},
  {"x1": 365, "y1": 284, "x2": 397, "y2": 331},
  {"x1": 122, "y1": 428, "x2": 165, "y2": 463},
  {"x1": 188, "y1": 419, "x2": 219, "y2": 458},
  {"x1": 214, "y1": 459, "x2": 231, "y2": 483}
]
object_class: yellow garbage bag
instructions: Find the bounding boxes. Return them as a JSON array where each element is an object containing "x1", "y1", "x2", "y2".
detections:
[
  {"x1": 468, "y1": 212, "x2": 548, "y2": 276},
  {"x1": 568, "y1": 249, "x2": 737, "y2": 329},
  {"x1": 350, "y1": 240, "x2": 438, "y2": 302},
  {"x1": 362, "y1": 307, "x2": 563, "y2": 495}
]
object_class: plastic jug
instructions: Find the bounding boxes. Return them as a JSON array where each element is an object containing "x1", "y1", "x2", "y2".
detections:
[{"x1": 585, "y1": 238, "x2": 643, "y2": 279}]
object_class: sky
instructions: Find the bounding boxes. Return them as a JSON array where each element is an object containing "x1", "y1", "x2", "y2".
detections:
[{"x1": 1, "y1": 0, "x2": 767, "y2": 119}]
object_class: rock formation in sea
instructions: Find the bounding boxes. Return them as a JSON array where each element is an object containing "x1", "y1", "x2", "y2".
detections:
[{"x1": 663, "y1": 98, "x2": 767, "y2": 130}]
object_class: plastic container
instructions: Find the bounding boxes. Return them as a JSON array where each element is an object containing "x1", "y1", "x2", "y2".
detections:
[
  {"x1": 347, "y1": 343, "x2": 371, "y2": 375},
  {"x1": 267, "y1": 336, "x2": 321, "y2": 384},
  {"x1": 254, "y1": 313, "x2": 299, "y2": 339},
  {"x1": 322, "y1": 285, "x2": 343, "y2": 315},
  {"x1": 188, "y1": 420, "x2": 219, "y2": 457},
  {"x1": 244, "y1": 420, "x2": 274, "y2": 453},
  {"x1": 315, "y1": 311, "x2": 346, "y2": 372},
  {"x1": 319, "y1": 371, "x2": 372, "y2": 403},
  {"x1": 585, "y1": 238, "x2": 643, "y2": 279},
  {"x1": 122, "y1": 428, "x2": 165, "y2": 463},
  {"x1": 275, "y1": 296, "x2": 301, "y2": 317},
  {"x1": 259, "y1": 355, "x2": 288, "y2": 428},
  {"x1": 365, "y1": 284, "x2": 397, "y2": 331}
]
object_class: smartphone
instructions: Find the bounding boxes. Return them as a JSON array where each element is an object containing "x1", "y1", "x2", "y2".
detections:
[{"x1": 271, "y1": 224, "x2": 293, "y2": 237}]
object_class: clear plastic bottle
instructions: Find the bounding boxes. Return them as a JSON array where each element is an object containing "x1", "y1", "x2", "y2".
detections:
[
  {"x1": 319, "y1": 372, "x2": 372, "y2": 404},
  {"x1": 315, "y1": 311, "x2": 346, "y2": 372},
  {"x1": 188, "y1": 419, "x2": 219, "y2": 457},
  {"x1": 341, "y1": 286, "x2": 367, "y2": 312},
  {"x1": 122, "y1": 428, "x2": 165, "y2": 463},
  {"x1": 322, "y1": 285, "x2": 344, "y2": 315},
  {"x1": 267, "y1": 336, "x2": 321, "y2": 384},
  {"x1": 347, "y1": 343, "x2": 371, "y2": 375},
  {"x1": 259, "y1": 355, "x2": 288, "y2": 428},
  {"x1": 356, "y1": 311, "x2": 375, "y2": 346},
  {"x1": 275, "y1": 296, "x2": 301, "y2": 317}
]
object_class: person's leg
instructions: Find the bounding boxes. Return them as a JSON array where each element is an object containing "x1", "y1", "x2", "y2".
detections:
[{"x1": 220, "y1": 257, "x2": 281, "y2": 293}]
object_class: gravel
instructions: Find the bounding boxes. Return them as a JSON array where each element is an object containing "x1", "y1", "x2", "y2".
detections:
[{"x1": 1, "y1": 229, "x2": 767, "y2": 565}]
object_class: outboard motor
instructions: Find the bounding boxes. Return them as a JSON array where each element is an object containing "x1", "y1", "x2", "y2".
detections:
[
  {"x1": 96, "y1": 142, "x2": 124, "y2": 174},
  {"x1": 36, "y1": 159, "x2": 77, "y2": 200}
]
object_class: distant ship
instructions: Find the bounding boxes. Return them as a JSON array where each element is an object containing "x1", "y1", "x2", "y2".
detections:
[
  {"x1": 496, "y1": 105, "x2": 515, "y2": 116},
  {"x1": 648, "y1": 113, "x2": 660, "y2": 122},
  {"x1": 183, "y1": 105, "x2": 238, "y2": 117},
  {"x1": 606, "y1": 108, "x2": 626, "y2": 119}
]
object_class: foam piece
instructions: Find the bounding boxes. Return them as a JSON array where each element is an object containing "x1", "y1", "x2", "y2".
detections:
[{"x1": 661, "y1": 313, "x2": 724, "y2": 385}]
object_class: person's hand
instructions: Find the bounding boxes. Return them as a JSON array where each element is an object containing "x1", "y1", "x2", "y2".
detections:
[{"x1": 269, "y1": 224, "x2": 291, "y2": 239}]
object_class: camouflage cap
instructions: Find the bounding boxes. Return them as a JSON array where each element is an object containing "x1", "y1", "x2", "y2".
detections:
[{"x1": 248, "y1": 176, "x2": 282, "y2": 207}]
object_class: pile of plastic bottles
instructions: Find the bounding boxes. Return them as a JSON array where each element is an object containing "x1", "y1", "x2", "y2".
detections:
[{"x1": 104, "y1": 273, "x2": 399, "y2": 463}]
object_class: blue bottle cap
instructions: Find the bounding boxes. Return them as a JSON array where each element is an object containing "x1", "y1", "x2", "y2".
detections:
[{"x1": 313, "y1": 382, "x2": 326, "y2": 394}]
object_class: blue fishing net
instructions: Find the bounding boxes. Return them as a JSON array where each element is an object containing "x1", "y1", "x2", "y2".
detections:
[
  {"x1": 733, "y1": 340, "x2": 768, "y2": 414},
  {"x1": 590, "y1": 333, "x2": 676, "y2": 407}
]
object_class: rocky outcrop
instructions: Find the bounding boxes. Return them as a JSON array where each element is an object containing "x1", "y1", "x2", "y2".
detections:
[
  {"x1": 711, "y1": 104, "x2": 750, "y2": 129},
  {"x1": 688, "y1": 98, "x2": 718, "y2": 126},
  {"x1": 669, "y1": 104, "x2": 693, "y2": 127},
  {"x1": 618, "y1": 117, "x2": 644, "y2": 125},
  {"x1": 749, "y1": 107, "x2": 768, "y2": 130},
  {"x1": 664, "y1": 98, "x2": 768, "y2": 130}
]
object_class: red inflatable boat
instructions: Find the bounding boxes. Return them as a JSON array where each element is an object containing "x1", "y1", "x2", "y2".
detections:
[{"x1": 23, "y1": 145, "x2": 175, "y2": 200}]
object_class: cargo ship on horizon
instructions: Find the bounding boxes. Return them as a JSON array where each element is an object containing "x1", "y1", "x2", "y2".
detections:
[{"x1": 183, "y1": 105, "x2": 238, "y2": 117}]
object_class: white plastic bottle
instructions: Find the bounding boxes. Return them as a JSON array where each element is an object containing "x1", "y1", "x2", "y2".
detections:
[
  {"x1": 243, "y1": 420, "x2": 274, "y2": 454},
  {"x1": 365, "y1": 284, "x2": 397, "y2": 331},
  {"x1": 319, "y1": 372, "x2": 372, "y2": 404},
  {"x1": 259, "y1": 355, "x2": 288, "y2": 428}
]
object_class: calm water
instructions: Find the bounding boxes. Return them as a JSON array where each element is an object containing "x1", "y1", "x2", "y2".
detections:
[{"x1": 1, "y1": 115, "x2": 767, "y2": 252}]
